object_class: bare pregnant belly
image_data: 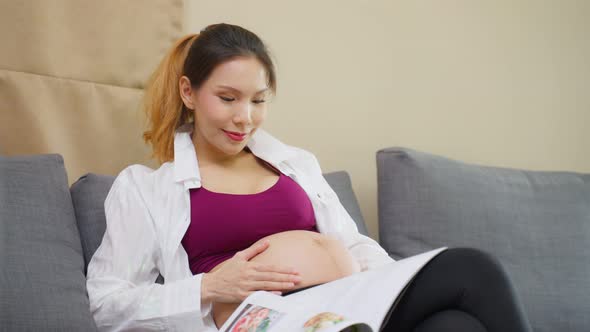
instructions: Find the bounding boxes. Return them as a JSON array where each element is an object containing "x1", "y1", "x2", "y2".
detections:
[{"x1": 209, "y1": 230, "x2": 360, "y2": 328}]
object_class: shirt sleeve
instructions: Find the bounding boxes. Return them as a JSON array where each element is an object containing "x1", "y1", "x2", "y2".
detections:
[
  {"x1": 86, "y1": 166, "x2": 211, "y2": 331},
  {"x1": 306, "y1": 152, "x2": 396, "y2": 272}
]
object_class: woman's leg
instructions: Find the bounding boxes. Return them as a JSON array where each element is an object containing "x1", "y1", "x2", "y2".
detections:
[{"x1": 381, "y1": 248, "x2": 532, "y2": 332}]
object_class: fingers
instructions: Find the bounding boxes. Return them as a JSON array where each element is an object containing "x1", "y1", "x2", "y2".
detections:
[
  {"x1": 252, "y1": 270, "x2": 302, "y2": 284},
  {"x1": 237, "y1": 240, "x2": 270, "y2": 261},
  {"x1": 246, "y1": 269, "x2": 302, "y2": 295},
  {"x1": 254, "y1": 263, "x2": 300, "y2": 275},
  {"x1": 250, "y1": 280, "x2": 298, "y2": 291}
]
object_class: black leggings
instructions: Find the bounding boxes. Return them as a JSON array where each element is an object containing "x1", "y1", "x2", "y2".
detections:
[{"x1": 381, "y1": 248, "x2": 532, "y2": 332}]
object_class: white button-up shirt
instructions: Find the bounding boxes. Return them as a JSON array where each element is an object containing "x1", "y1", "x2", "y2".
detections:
[{"x1": 86, "y1": 123, "x2": 394, "y2": 331}]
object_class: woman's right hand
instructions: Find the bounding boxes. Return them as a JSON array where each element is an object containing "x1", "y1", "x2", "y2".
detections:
[{"x1": 202, "y1": 240, "x2": 302, "y2": 303}]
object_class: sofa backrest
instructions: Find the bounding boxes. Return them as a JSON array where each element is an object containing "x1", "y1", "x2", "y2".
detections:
[
  {"x1": 377, "y1": 147, "x2": 590, "y2": 332},
  {"x1": 0, "y1": 154, "x2": 98, "y2": 331}
]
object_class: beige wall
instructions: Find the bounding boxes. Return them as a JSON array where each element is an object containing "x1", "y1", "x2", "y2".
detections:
[
  {"x1": 1, "y1": 0, "x2": 182, "y2": 184},
  {"x1": 185, "y1": 0, "x2": 590, "y2": 241},
  {"x1": 2, "y1": 1, "x2": 587, "y2": 243}
]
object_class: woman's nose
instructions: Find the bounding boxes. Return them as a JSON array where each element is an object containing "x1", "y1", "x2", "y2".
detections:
[{"x1": 233, "y1": 102, "x2": 253, "y2": 124}]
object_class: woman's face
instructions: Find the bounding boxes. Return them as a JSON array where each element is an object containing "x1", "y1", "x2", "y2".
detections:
[{"x1": 180, "y1": 56, "x2": 271, "y2": 161}]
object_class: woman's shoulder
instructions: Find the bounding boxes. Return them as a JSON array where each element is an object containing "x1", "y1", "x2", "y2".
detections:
[
  {"x1": 118, "y1": 160, "x2": 175, "y2": 180},
  {"x1": 103, "y1": 162, "x2": 181, "y2": 222},
  {"x1": 286, "y1": 145, "x2": 322, "y2": 173},
  {"x1": 115, "y1": 163, "x2": 161, "y2": 183},
  {"x1": 110, "y1": 161, "x2": 176, "y2": 198}
]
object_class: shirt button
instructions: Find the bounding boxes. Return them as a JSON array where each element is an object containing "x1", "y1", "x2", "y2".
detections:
[{"x1": 317, "y1": 193, "x2": 322, "y2": 198}]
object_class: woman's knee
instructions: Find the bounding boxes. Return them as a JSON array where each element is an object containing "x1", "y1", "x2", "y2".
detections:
[
  {"x1": 441, "y1": 248, "x2": 504, "y2": 271},
  {"x1": 438, "y1": 247, "x2": 514, "y2": 290}
]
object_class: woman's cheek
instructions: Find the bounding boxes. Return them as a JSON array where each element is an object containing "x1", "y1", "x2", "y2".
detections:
[
  {"x1": 253, "y1": 108, "x2": 267, "y2": 125},
  {"x1": 203, "y1": 95, "x2": 231, "y2": 117},
  {"x1": 207, "y1": 104, "x2": 233, "y2": 124}
]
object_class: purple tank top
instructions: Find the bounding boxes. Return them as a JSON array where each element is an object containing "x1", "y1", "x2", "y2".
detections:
[{"x1": 181, "y1": 161, "x2": 319, "y2": 275}]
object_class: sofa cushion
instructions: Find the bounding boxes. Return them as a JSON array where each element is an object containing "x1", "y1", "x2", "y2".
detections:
[
  {"x1": 70, "y1": 173, "x2": 115, "y2": 275},
  {"x1": 323, "y1": 171, "x2": 370, "y2": 237},
  {"x1": 71, "y1": 170, "x2": 368, "y2": 284},
  {"x1": 0, "y1": 154, "x2": 98, "y2": 331},
  {"x1": 377, "y1": 147, "x2": 590, "y2": 332}
]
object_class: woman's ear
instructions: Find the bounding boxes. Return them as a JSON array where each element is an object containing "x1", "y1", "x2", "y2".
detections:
[{"x1": 179, "y1": 76, "x2": 195, "y2": 110}]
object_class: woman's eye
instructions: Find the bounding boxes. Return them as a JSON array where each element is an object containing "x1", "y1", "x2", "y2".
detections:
[{"x1": 219, "y1": 96, "x2": 265, "y2": 104}]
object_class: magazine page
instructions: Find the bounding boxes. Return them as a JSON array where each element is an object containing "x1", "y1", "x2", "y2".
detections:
[
  {"x1": 218, "y1": 291, "x2": 295, "y2": 332},
  {"x1": 219, "y1": 292, "x2": 373, "y2": 332},
  {"x1": 220, "y1": 247, "x2": 447, "y2": 332},
  {"x1": 278, "y1": 247, "x2": 447, "y2": 331},
  {"x1": 299, "y1": 316, "x2": 372, "y2": 332}
]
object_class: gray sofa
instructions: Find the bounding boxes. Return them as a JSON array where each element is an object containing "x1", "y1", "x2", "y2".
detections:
[
  {"x1": 377, "y1": 147, "x2": 589, "y2": 332},
  {"x1": 1, "y1": 148, "x2": 588, "y2": 331},
  {"x1": 0, "y1": 154, "x2": 369, "y2": 331}
]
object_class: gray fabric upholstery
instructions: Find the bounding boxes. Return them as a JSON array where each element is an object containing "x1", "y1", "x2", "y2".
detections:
[
  {"x1": 70, "y1": 170, "x2": 368, "y2": 285},
  {"x1": 377, "y1": 147, "x2": 590, "y2": 332},
  {"x1": 0, "y1": 154, "x2": 98, "y2": 331},
  {"x1": 70, "y1": 173, "x2": 116, "y2": 276},
  {"x1": 323, "y1": 171, "x2": 370, "y2": 236}
]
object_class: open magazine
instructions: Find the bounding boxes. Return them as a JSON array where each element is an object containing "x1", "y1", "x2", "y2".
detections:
[{"x1": 219, "y1": 247, "x2": 447, "y2": 332}]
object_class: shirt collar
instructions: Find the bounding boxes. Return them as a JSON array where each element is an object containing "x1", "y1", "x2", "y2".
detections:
[{"x1": 173, "y1": 122, "x2": 295, "y2": 184}]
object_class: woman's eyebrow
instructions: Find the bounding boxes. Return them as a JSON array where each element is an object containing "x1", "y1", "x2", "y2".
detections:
[{"x1": 216, "y1": 85, "x2": 269, "y2": 94}]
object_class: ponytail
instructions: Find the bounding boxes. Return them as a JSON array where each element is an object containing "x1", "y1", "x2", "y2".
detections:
[{"x1": 142, "y1": 33, "x2": 198, "y2": 165}]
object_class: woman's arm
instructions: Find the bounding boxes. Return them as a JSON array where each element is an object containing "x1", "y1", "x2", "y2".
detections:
[{"x1": 86, "y1": 166, "x2": 210, "y2": 331}]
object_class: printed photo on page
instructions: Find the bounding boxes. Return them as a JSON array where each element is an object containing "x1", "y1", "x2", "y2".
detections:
[{"x1": 222, "y1": 303, "x2": 286, "y2": 332}]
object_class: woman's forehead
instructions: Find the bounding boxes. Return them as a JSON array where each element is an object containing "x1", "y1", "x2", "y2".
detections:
[{"x1": 206, "y1": 57, "x2": 269, "y2": 92}]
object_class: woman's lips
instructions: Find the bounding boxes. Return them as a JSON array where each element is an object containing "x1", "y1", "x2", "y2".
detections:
[{"x1": 223, "y1": 129, "x2": 247, "y2": 141}]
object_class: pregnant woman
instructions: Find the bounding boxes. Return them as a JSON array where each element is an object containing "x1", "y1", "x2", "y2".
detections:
[{"x1": 86, "y1": 23, "x2": 532, "y2": 332}]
